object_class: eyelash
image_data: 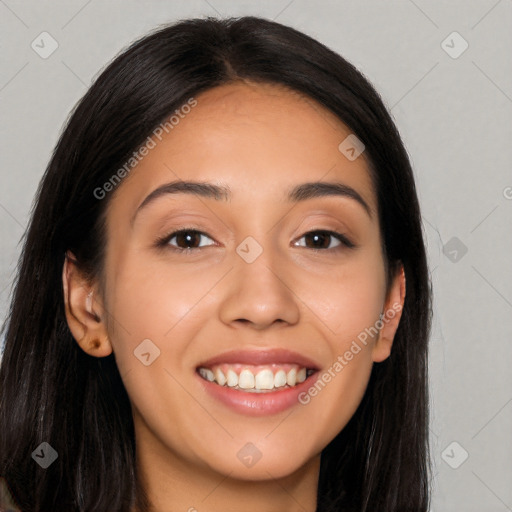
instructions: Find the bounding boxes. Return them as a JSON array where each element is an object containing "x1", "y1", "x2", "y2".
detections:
[{"x1": 154, "y1": 227, "x2": 356, "y2": 253}]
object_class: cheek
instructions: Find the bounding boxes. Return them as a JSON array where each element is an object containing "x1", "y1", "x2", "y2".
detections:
[
  {"x1": 294, "y1": 251, "x2": 386, "y2": 343},
  {"x1": 105, "y1": 252, "x2": 221, "y2": 343},
  {"x1": 103, "y1": 252, "x2": 230, "y2": 390},
  {"x1": 292, "y1": 263, "x2": 384, "y2": 446},
  {"x1": 289, "y1": 250, "x2": 384, "y2": 419},
  {"x1": 101, "y1": 255, "x2": 216, "y2": 446}
]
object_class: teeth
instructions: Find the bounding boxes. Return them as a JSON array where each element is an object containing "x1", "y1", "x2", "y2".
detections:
[
  {"x1": 297, "y1": 367, "x2": 306, "y2": 383},
  {"x1": 286, "y1": 368, "x2": 297, "y2": 386},
  {"x1": 198, "y1": 363, "x2": 315, "y2": 391},
  {"x1": 199, "y1": 368, "x2": 215, "y2": 382},
  {"x1": 238, "y1": 369, "x2": 255, "y2": 389},
  {"x1": 214, "y1": 368, "x2": 226, "y2": 386},
  {"x1": 255, "y1": 369, "x2": 274, "y2": 390},
  {"x1": 274, "y1": 370, "x2": 287, "y2": 388},
  {"x1": 226, "y1": 369, "x2": 238, "y2": 387}
]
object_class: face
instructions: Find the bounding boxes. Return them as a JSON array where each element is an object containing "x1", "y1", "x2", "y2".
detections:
[{"x1": 64, "y1": 81, "x2": 405, "y2": 483}]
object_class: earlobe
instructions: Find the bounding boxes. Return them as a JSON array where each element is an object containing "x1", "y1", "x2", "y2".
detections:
[
  {"x1": 372, "y1": 263, "x2": 406, "y2": 363},
  {"x1": 62, "y1": 251, "x2": 113, "y2": 357}
]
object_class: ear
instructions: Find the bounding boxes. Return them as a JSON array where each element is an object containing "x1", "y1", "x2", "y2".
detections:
[
  {"x1": 62, "y1": 251, "x2": 112, "y2": 357},
  {"x1": 371, "y1": 262, "x2": 406, "y2": 363}
]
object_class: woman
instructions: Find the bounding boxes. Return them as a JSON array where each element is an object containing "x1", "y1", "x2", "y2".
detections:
[{"x1": 0, "y1": 15, "x2": 432, "y2": 511}]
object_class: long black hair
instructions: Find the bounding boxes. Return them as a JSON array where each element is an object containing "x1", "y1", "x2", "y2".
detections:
[{"x1": 0, "y1": 15, "x2": 432, "y2": 511}]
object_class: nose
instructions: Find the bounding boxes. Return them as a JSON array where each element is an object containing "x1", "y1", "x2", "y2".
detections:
[{"x1": 218, "y1": 245, "x2": 301, "y2": 331}]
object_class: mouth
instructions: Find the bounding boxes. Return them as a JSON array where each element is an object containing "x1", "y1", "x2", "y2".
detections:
[
  {"x1": 197, "y1": 363, "x2": 317, "y2": 392},
  {"x1": 195, "y1": 348, "x2": 321, "y2": 416}
]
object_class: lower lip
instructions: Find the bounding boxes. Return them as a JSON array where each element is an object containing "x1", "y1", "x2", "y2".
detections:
[{"x1": 197, "y1": 371, "x2": 320, "y2": 416}]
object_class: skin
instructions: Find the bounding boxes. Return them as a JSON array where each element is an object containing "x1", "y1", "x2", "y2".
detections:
[{"x1": 63, "y1": 80, "x2": 405, "y2": 512}]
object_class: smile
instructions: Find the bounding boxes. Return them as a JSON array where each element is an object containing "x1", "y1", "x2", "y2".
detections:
[
  {"x1": 195, "y1": 348, "x2": 321, "y2": 415},
  {"x1": 197, "y1": 363, "x2": 316, "y2": 392}
]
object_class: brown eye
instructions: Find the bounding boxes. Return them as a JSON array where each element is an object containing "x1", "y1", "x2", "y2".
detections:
[
  {"x1": 163, "y1": 229, "x2": 215, "y2": 251},
  {"x1": 294, "y1": 230, "x2": 354, "y2": 250}
]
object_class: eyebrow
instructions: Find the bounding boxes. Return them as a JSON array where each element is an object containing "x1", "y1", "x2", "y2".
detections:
[{"x1": 131, "y1": 179, "x2": 373, "y2": 226}]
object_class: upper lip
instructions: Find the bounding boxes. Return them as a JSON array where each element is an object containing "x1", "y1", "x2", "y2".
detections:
[{"x1": 196, "y1": 348, "x2": 321, "y2": 370}]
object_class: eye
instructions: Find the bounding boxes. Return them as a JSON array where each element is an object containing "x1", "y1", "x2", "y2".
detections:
[
  {"x1": 155, "y1": 228, "x2": 355, "y2": 253},
  {"x1": 156, "y1": 229, "x2": 216, "y2": 251},
  {"x1": 293, "y1": 230, "x2": 355, "y2": 250}
]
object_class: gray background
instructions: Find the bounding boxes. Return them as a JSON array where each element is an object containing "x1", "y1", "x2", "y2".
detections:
[{"x1": 1, "y1": 0, "x2": 511, "y2": 510}]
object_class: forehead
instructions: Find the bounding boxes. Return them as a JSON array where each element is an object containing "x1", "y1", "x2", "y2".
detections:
[{"x1": 106, "y1": 80, "x2": 376, "y2": 220}]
